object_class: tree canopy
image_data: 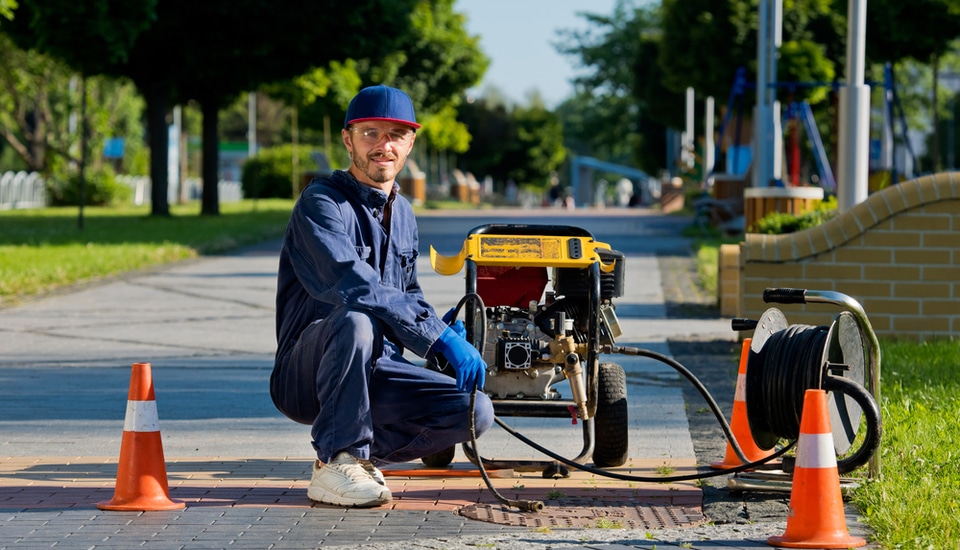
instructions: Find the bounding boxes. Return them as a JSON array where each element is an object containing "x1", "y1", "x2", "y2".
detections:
[{"x1": 5, "y1": 0, "x2": 419, "y2": 215}]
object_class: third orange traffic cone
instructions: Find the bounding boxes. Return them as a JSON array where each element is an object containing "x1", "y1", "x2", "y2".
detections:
[
  {"x1": 97, "y1": 362, "x2": 184, "y2": 511},
  {"x1": 768, "y1": 389, "x2": 866, "y2": 548},
  {"x1": 711, "y1": 338, "x2": 775, "y2": 469}
]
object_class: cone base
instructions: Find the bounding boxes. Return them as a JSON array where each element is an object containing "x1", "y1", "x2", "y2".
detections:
[
  {"x1": 768, "y1": 533, "x2": 866, "y2": 548},
  {"x1": 97, "y1": 496, "x2": 185, "y2": 512}
]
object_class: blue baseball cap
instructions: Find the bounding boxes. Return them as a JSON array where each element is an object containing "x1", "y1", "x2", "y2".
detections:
[{"x1": 344, "y1": 85, "x2": 421, "y2": 130}]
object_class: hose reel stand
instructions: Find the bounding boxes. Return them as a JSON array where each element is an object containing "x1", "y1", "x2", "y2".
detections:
[{"x1": 738, "y1": 288, "x2": 882, "y2": 481}]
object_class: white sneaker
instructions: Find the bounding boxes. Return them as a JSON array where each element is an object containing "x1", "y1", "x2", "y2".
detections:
[
  {"x1": 308, "y1": 452, "x2": 392, "y2": 507},
  {"x1": 360, "y1": 459, "x2": 386, "y2": 486}
]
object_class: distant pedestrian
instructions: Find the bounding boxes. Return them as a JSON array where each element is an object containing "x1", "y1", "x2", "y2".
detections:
[{"x1": 270, "y1": 85, "x2": 493, "y2": 508}]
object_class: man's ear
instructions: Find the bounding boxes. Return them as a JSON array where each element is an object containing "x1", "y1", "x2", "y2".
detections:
[{"x1": 341, "y1": 128, "x2": 353, "y2": 151}]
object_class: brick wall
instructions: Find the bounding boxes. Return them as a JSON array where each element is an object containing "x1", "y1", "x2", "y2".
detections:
[{"x1": 738, "y1": 172, "x2": 960, "y2": 341}]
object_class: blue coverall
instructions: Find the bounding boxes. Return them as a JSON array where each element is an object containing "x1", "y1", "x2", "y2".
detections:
[{"x1": 271, "y1": 171, "x2": 494, "y2": 464}]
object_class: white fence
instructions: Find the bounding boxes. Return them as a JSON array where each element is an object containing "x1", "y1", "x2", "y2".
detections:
[
  {"x1": 0, "y1": 171, "x2": 47, "y2": 210},
  {"x1": 0, "y1": 171, "x2": 242, "y2": 209}
]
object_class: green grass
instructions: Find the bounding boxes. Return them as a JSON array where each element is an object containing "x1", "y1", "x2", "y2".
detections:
[
  {"x1": 852, "y1": 339, "x2": 960, "y2": 549},
  {"x1": 0, "y1": 200, "x2": 294, "y2": 305}
]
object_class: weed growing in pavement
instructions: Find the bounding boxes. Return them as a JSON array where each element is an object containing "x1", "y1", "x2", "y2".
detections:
[
  {"x1": 594, "y1": 518, "x2": 623, "y2": 529},
  {"x1": 655, "y1": 464, "x2": 675, "y2": 476},
  {"x1": 546, "y1": 490, "x2": 565, "y2": 499}
]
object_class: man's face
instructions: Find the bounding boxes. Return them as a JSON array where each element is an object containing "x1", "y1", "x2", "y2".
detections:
[{"x1": 342, "y1": 121, "x2": 417, "y2": 190}]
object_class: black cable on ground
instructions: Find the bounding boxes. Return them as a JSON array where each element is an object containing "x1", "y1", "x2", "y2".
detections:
[
  {"x1": 603, "y1": 344, "x2": 760, "y2": 466},
  {"x1": 470, "y1": 389, "x2": 544, "y2": 512},
  {"x1": 454, "y1": 294, "x2": 792, "y2": 510},
  {"x1": 456, "y1": 293, "x2": 544, "y2": 512},
  {"x1": 493, "y1": 415, "x2": 795, "y2": 483}
]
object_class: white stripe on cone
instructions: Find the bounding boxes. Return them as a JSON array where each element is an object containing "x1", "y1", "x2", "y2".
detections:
[
  {"x1": 796, "y1": 432, "x2": 836, "y2": 469},
  {"x1": 123, "y1": 400, "x2": 161, "y2": 432},
  {"x1": 734, "y1": 373, "x2": 746, "y2": 402}
]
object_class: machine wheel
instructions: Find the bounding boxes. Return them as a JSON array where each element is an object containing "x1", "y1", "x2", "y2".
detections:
[
  {"x1": 592, "y1": 362, "x2": 629, "y2": 467},
  {"x1": 421, "y1": 446, "x2": 456, "y2": 468}
]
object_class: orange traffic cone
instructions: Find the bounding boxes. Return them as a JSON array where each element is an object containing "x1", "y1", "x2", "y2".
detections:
[
  {"x1": 711, "y1": 338, "x2": 775, "y2": 469},
  {"x1": 768, "y1": 389, "x2": 866, "y2": 548},
  {"x1": 98, "y1": 363, "x2": 184, "y2": 511}
]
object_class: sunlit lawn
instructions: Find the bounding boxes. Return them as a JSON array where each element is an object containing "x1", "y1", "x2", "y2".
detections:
[{"x1": 0, "y1": 200, "x2": 295, "y2": 305}]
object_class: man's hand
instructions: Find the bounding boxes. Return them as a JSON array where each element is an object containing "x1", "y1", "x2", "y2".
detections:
[{"x1": 433, "y1": 326, "x2": 486, "y2": 392}]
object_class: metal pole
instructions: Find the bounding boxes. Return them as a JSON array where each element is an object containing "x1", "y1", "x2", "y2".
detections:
[
  {"x1": 770, "y1": 0, "x2": 783, "y2": 185},
  {"x1": 837, "y1": 0, "x2": 870, "y2": 212},
  {"x1": 704, "y1": 96, "x2": 715, "y2": 187},
  {"x1": 685, "y1": 87, "x2": 695, "y2": 169},
  {"x1": 248, "y1": 92, "x2": 257, "y2": 158},
  {"x1": 753, "y1": 0, "x2": 773, "y2": 187}
]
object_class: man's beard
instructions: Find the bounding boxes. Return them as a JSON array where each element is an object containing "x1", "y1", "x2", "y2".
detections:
[{"x1": 351, "y1": 150, "x2": 400, "y2": 184}]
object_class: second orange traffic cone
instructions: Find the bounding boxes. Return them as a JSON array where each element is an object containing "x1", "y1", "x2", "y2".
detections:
[
  {"x1": 711, "y1": 338, "x2": 775, "y2": 469},
  {"x1": 97, "y1": 362, "x2": 184, "y2": 511},
  {"x1": 768, "y1": 389, "x2": 866, "y2": 548}
]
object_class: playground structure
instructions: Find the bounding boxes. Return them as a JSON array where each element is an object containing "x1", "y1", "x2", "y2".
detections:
[{"x1": 568, "y1": 155, "x2": 652, "y2": 209}]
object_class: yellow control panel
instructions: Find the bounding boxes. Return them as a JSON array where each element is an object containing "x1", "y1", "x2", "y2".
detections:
[{"x1": 430, "y1": 234, "x2": 616, "y2": 276}]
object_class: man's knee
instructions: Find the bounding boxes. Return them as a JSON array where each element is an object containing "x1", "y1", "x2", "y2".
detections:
[
  {"x1": 472, "y1": 392, "x2": 495, "y2": 437},
  {"x1": 336, "y1": 309, "x2": 379, "y2": 350}
]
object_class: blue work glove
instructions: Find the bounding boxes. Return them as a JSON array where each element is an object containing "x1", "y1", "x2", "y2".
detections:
[
  {"x1": 441, "y1": 307, "x2": 466, "y2": 339},
  {"x1": 433, "y1": 326, "x2": 486, "y2": 392}
]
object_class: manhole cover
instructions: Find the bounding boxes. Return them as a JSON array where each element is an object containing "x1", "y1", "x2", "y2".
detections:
[{"x1": 458, "y1": 498, "x2": 705, "y2": 529}]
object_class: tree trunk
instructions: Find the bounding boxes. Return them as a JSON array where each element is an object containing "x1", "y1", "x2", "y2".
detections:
[
  {"x1": 143, "y1": 82, "x2": 170, "y2": 217},
  {"x1": 201, "y1": 99, "x2": 221, "y2": 216}
]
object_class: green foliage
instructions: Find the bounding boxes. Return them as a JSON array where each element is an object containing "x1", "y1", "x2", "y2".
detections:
[
  {"x1": 749, "y1": 195, "x2": 837, "y2": 234},
  {"x1": 263, "y1": 0, "x2": 485, "y2": 156},
  {"x1": 241, "y1": 144, "x2": 319, "y2": 200},
  {"x1": 778, "y1": 39, "x2": 835, "y2": 105},
  {"x1": 852, "y1": 339, "x2": 960, "y2": 548},
  {"x1": 0, "y1": 0, "x2": 16, "y2": 20},
  {"x1": 46, "y1": 166, "x2": 131, "y2": 207},
  {"x1": 867, "y1": 0, "x2": 960, "y2": 63},
  {"x1": 0, "y1": 33, "x2": 149, "y2": 178},
  {"x1": 456, "y1": 93, "x2": 566, "y2": 188},
  {"x1": 556, "y1": 2, "x2": 671, "y2": 171},
  {"x1": 3, "y1": 0, "x2": 157, "y2": 73}
]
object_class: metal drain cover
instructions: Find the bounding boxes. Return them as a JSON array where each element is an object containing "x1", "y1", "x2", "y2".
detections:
[{"x1": 458, "y1": 498, "x2": 705, "y2": 529}]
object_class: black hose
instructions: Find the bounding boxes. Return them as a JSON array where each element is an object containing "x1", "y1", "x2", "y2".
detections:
[
  {"x1": 604, "y1": 344, "x2": 759, "y2": 466},
  {"x1": 470, "y1": 388, "x2": 543, "y2": 512},
  {"x1": 452, "y1": 296, "x2": 788, "y2": 510},
  {"x1": 493, "y1": 415, "x2": 795, "y2": 483},
  {"x1": 454, "y1": 292, "x2": 544, "y2": 513}
]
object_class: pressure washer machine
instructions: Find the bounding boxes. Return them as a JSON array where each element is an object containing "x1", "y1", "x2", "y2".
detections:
[
  {"x1": 424, "y1": 223, "x2": 629, "y2": 475},
  {"x1": 420, "y1": 223, "x2": 882, "y2": 497}
]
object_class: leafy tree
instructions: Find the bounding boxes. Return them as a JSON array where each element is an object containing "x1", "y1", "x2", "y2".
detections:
[
  {"x1": 5, "y1": 0, "x2": 418, "y2": 216},
  {"x1": 455, "y1": 91, "x2": 512, "y2": 185},
  {"x1": 556, "y1": 1, "x2": 677, "y2": 173},
  {"x1": 456, "y1": 90, "x2": 566, "y2": 189},
  {"x1": 866, "y1": 0, "x2": 960, "y2": 171},
  {"x1": 0, "y1": 0, "x2": 15, "y2": 21},
  {"x1": 276, "y1": 0, "x2": 486, "y2": 154},
  {"x1": 866, "y1": 0, "x2": 960, "y2": 64},
  {"x1": 507, "y1": 97, "x2": 567, "y2": 186},
  {"x1": 0, "y1": 33, "x2": 145, "y2": 178}
]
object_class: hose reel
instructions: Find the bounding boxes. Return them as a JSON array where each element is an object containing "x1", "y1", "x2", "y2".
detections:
[{"x1": 740, "y1": 288, "x2": 882, "y2": 475}]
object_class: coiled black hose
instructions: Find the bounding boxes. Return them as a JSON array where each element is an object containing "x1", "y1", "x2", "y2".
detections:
[{"x1": 746, "y1": 323, "x2": 881, "y2": 473}]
